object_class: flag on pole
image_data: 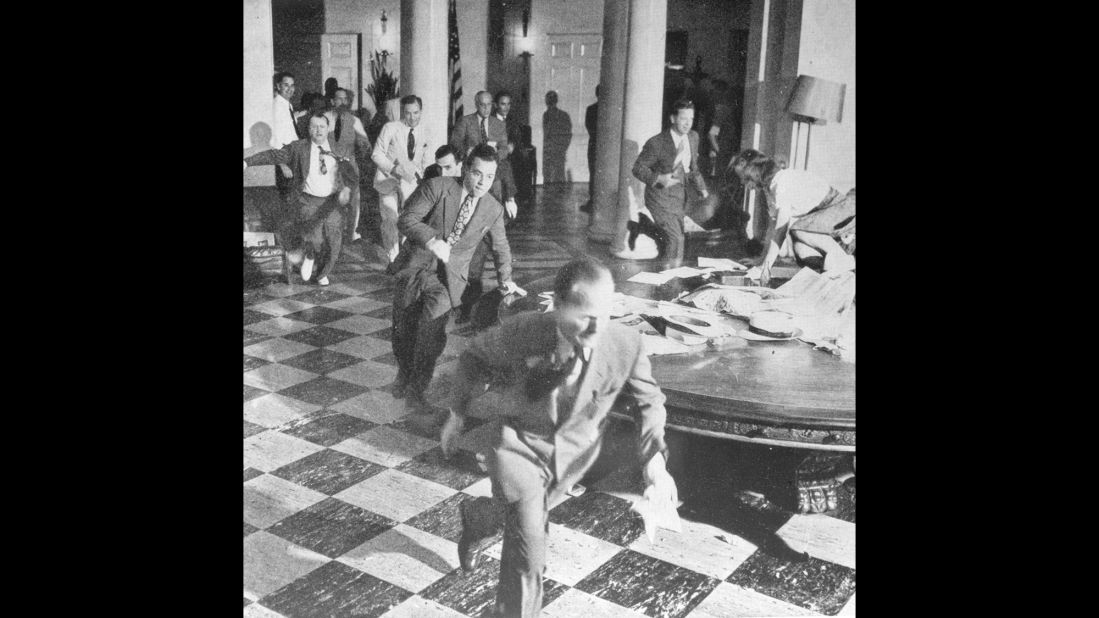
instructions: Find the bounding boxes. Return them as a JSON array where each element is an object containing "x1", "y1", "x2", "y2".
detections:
[{"x1": 448, "y1": 0, "x2": 464, "y2": 133}]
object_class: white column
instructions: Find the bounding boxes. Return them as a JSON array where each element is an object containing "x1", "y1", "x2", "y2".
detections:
[
  {"x1": 400, "y1": 0, "x2": 450, "y2": 154},
  {"x1": 587, "y1": 0, "x2": 630, "y2": 244},
  {"x1": 243, "y1": 0, "x2": 275, "y2": 186},
  {"x1": 612, "y1": 0, "x2": 667, "y2": 253}
]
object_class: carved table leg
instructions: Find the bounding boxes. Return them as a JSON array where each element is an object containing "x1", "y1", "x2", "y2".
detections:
[{"x1": 796, "y1": 452, "x2": 855, "y2": 514}]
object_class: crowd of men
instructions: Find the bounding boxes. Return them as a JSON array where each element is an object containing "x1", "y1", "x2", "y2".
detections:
[{"x1": 244, "y1": 71, "x2": 689, "y2": 618}]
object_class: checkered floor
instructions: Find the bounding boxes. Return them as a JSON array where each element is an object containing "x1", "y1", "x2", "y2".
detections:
[{"x1": 244, "y1": 187, "x2": 855, "y2": 617}]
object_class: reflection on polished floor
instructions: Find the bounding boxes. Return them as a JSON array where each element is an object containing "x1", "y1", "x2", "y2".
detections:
[{"x1": 243, "y1": 184, "x2": 855, "y2": 617}]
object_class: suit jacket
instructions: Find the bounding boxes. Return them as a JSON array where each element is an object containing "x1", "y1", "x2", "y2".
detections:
[
  {"x1": 450, "y1": 113, "x2": 517, "y2": 203},
  {"x1": 244, "y1": 138, "x2": 358, "y2": 206},
  {"x1": 632, "y1": 130, "x2": 708, "y2": 215},
  {"x1": 394, "y1": 176, "x2": 513, "y2": 316},
  {"x1": 453, "y1": 312, "x2": 669, "y2": 500}
]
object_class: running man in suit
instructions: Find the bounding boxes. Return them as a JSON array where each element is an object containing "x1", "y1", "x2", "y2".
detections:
[
  {"x1": 441, "y1": 257, "x2": 677, "y2": 617},
  {"x1": 244, "y1": 111, "x2": 358, "y2": 286},
  {"x1": 391, "y1": 144, "x2": 522, "y2": 416},
  {"x1": 631, "y1": 99, "x2": 710, "y2": 266},
  {"x1": 373, "y1": 94, "x2": 433, "y2": 263}
]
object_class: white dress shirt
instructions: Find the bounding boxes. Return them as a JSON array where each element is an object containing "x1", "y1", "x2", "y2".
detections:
[
  {"x1": 272, "y1": 94, "x2": 298, "y2": 149},
  {"x1": 769, "y1": 169, "x2": 832, "y2": 219},
  {"x1": 302, "y1": 142, "x2": 337, "y2": 198},
  {"x1": 670, "y1": 129, "x2": 691, "y2": 173}
]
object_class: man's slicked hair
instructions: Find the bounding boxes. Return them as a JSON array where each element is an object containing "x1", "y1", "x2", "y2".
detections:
[
  {"x1": 553, "y1": 257, "x2": 612, "y2": 307},
  {"x1": 400, "y1": 94, "x2": 423, "y2": 109},
  {"x1": 435, "y1": 144, "x2": 459, "y2": 161},
  {"x1": 464, "y1": 143, "x2": 498, "y2": 168}
]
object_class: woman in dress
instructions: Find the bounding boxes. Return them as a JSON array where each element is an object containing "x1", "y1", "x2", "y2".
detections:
[{"x1": 730, "y1": 149, "x2": 855, "y2": 285}]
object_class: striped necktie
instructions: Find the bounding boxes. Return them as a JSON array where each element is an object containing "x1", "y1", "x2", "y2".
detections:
[{"x1": 446, "y1": 194, "x2": 476, "y2": 246}]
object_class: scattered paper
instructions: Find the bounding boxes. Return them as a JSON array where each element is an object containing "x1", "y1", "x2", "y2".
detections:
[
  {"x1": 698, "y1": 257, "x2": 747, "y2": 271},
  {"x1": 659, "y1": 266, "x2": 714, "y2": 278},
  {"x1": 627, "y1": 271, "x2": 677, "y2": 285}
]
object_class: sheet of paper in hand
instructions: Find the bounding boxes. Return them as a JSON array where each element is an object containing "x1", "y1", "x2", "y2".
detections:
[{"x1": 630, "y1": 485, "x2": 683, "y2": 545}]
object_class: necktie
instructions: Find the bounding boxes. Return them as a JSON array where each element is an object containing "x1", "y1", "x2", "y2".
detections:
[
  {"x1": 407, "y1": 127, "x2": 416, "y2": 162},
  {"x1": 479, "y1": 117, "x2": 488, "y2": 144},
  {"x1": 446, "y1": 194, "x2": 476, "y2": 246},
  {"x1": 675, "y1": 136, "x2": 689, "y2": 174},
  {"x1": 525, "y1": 345, "x2": 585, "y2": 402}
]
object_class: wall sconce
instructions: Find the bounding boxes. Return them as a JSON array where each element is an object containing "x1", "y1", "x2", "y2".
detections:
[
  {"x1": 381, "y1": 9, "x2": 388, "y2": 34},
  {"x1": 522, "y1": 8, "x2": 529, "y2": 38}
]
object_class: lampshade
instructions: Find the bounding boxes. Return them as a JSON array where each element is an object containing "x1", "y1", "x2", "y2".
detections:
[{"x1": 786, "y1": 75, "x2": 845, "y2": 124}]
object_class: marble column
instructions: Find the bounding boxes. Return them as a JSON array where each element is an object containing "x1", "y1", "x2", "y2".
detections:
[
  {"x1": 612, "y1": 0, "x2": 667, "y2": 253},
  {"x1": 587, "y1": 0, "x2": 629, "y2": 244},
  {"x1": 400, "y1": 0, "x2": 450, "y2": 154},
  {"x1": 243, "y1": 0, "x2": 275, "y2": 187}
]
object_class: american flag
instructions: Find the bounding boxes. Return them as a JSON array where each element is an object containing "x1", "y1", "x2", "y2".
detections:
[{"x1": 448, "y1": 0, "x2": 463, "y2": 133}]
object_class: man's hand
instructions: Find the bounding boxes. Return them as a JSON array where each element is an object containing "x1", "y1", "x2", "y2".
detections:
[
  {"x1": 337, "y1": 186, "x2": 351, "y2": 206},
  {"x1": 699, "y1": 189, "x2": 709, "y2": 200},
  {"x1": 499, "y1": 280, "x2": 526, "y2": 297},
  {"x1": 440, "y1": 408, "x2": 464, "y2": 458},
  {"x1": 655, "y1": 173, "x2": 682, "y2": 189},
  {"x1": 505, "y1": 198, "x2": 518, "y2": 219},
  {"x1": 426, "y1": 238, "x2": 451, "y2": 263},
  {"x1": 278, "y1": 164, "x2": 293, "y2": 179}
]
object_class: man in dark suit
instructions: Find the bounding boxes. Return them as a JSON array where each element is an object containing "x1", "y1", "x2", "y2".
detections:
[
  {"x1": 441, "y1": 257, "x2": 678, "y2": 618},
  {"x1": 392, "y1": 144, "x2": 521, "y2": 415},
  {"x1": 631, "y1": 99, "x2": 710, "y2": 266},
  {"x1": 450, "y1": 91, "x2": 519, "y2": 324},
  {"x1": 244, "y1": 111, "x2": 357, "y2": 286},
  {"x1": 582, "y1": 85, "x2": 600, "y2": 213}
]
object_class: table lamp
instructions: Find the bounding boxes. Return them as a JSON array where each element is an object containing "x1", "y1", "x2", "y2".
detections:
[{"x1": 786, "y1": 75, "x2": 845, "y2": 170}]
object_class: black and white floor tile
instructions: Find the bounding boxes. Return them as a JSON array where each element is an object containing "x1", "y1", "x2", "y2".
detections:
[{"x1": 244, "y1": 187, "x2": 855, "y2": 616}]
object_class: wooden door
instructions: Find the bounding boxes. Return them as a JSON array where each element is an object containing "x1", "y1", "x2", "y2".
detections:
[
  {"x1": 541, "y1": 33, "x2": 601, "y2": 184},
  {"x1": 321, "y1": 34, "x2": 360, "y2": 111}
]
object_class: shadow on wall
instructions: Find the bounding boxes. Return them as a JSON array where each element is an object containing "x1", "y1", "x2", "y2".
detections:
[
  {"x1": 542, "y1": 90, "x2": 572, "y2": 184},
  {"x1": 244, "y1": 122, "x2": 274, "y2": 158}
]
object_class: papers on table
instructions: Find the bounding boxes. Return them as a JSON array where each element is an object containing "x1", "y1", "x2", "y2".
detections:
[
  {"x1": 697, "y1": 256, "x2": 748, "y2": 271},
  {"x1": 660, "y1": 266, "x2": 715, "y2": 278},
  {"x1": 627, "y1": 271, "x2": 677, "y2": 285}
]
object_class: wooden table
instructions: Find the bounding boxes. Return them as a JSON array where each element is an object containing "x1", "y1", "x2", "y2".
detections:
[{"x1": 500, "y1": 273, "x2": 856, "y2": 513}]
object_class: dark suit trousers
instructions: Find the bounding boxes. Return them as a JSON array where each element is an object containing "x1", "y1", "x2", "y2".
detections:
[
  {"x1": 392, "y1": 269, "x2": 451, "y2": 398},
  {"x1": 291, "y1": 193, "x2": 343, "y2": 280},
  {"x1": 649, "y1": 197, "x2": 686, "y2": 262}
]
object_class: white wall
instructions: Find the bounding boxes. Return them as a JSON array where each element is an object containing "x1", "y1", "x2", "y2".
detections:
[
  {"x1": 796, "y1": 0, "x2": 854, "y2": 191},
  {"x1": 244, "y1": 0, "x2": 275, "y2": 186}
]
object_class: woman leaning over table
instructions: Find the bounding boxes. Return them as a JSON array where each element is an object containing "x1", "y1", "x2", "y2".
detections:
[{"x1": 730, "y1": 149, "x2": 856, "y2": 286}]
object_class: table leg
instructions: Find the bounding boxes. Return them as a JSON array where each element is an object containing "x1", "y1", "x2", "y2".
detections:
[{"x1": 795, "y1": 452, "x2": 855, "y2": 514}]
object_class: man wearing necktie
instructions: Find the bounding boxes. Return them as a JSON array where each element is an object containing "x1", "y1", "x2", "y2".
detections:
[
  {"x1": 631, "y1": 99, "x2": 711, "y2": 267},
  {"x1": 372, "y1": 95, "x2": 433, "y2": 263},
  {"x1": 391, "y1": 144, "x2": 519, "y2": 417},
  {"x1": 244, "y1": 111, "x2": 358, "y2": 286},
  {"x1": 449, "y1": 91, "x2": 519, "y2": 324},
  {"x1": 441, "y1": 257, "x2": 677, "y2": 618}
]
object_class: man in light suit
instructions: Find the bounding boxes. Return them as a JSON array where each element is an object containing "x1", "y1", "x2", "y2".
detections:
[
  {"x1": 373, "y1": 94, "x2": 433, "y2": 263},
  {"x1": 450, "y1": 91, "x2": 519, "y2": 324},
  {"x1": 244, "y1": 112, "x2": 358, "y2": 286},
  {"x1": 631, "y1": 99, "x2": 710, "y2": 266},
  {"x1": 441, "y1": 257, "x2": 677, "y2": 618},
  {"x1": 392, "y1": 144, "x2": 522, "y2": 416}
]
